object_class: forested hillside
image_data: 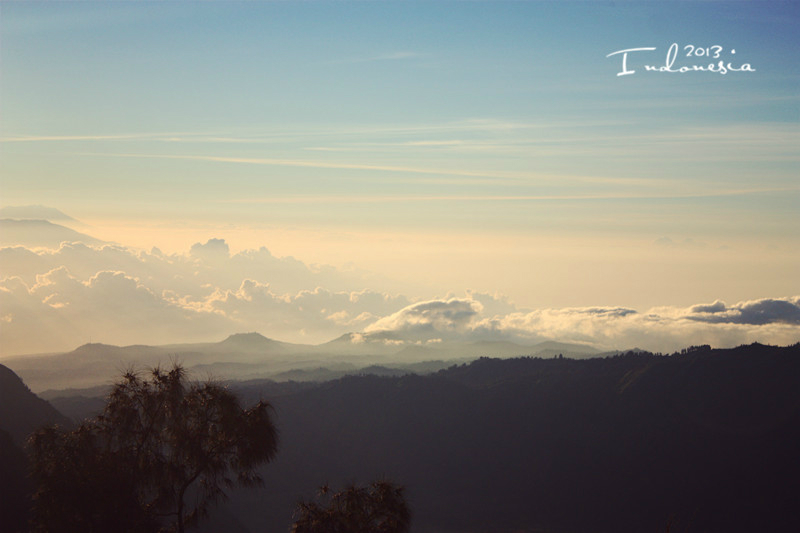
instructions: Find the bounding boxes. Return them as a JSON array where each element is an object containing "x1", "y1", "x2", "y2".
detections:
[
  {"x1": 4, "y1": 345, "x2": 799, "y2": 533},
  {"x1": 229, "y1": 343, "x2": 800, "y2": 533}
]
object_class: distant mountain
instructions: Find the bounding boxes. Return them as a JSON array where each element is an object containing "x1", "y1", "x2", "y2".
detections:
[
  {"x1": 528, "y1": 339, "x2": 600, "y2": 357},
  {"x1": 223, "y1": 343, "x2": 800, "y2": 533},
  {"x1": 322, "y1": 334, "x2": 598, "y2": 361},
  {"x1": 0, "y1": 205, "x2": 77, "y2": 222},
  {"x1": 5, "y1": 332, "x2": 603, "y2": 393},
  {"x1": 0, "y1": 364, "x2": 70, "y2": 446},
  {"x1": 5, "y1": 334, "x2": 317, "y2": 392},
  {"x1": 212, "y1": 332, "x2": 295, "y2": 354},
  {"x1": 318, "y1": 332, "x2": 403, "y2": 356},
  {"x1": 0, "y1": 218, "x2": 104, "y2": 248},
  {"x1": 383, "y1": 339, "x2": 598, "y2": 362}
]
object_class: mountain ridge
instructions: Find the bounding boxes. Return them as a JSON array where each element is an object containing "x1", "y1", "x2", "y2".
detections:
[
  {"x1": 225, "y1": 342, "x2": 800, "y2": 533},
  {"x1": 0, "y1": 364, "x2": 71, "y2": 446},
  {"x1": 0, "y1": 205, "x2": 77, "y2": 222},
  {"x1": 0, "y1": 218, "x2": 103, "y2": 248},
  {"x1": 5, "y1": 333, "x2": 603, "y2": 392}
]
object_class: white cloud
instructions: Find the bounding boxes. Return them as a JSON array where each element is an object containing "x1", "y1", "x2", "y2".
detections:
[
  {"x1": 0, "y1": 241, "x2": 414, "y2": 355},
  {"x1": 364, "y1": 298, "x2": 481, "y2": 341},
  {"x1": 1, "y1": 238, "x2": 798, "y2": 357},
  {"x1": 685, "y1": 297, "x2": 800, "y2": 325},
  {"x1": 0, "y1": 267, "x2": 229, "y2": 355},
  {"x1": 359, "y1": 296, "x2": 800, "y2": 353}
]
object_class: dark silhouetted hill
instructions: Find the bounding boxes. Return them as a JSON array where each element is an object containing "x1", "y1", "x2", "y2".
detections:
[
  {"x1": 0, "y1": 365, "x2": 69, "y2": 533},
  {"x1": 0, "y1": 364, "x2": 70, "y2": 446},
  {"x1": 225, "y1": 343, "x2": 800, "y2": 533},
  {"x1": 0, "y1": 427, "x2": 30, "y2": 533},
  {"x1": 15, "y1": 344, "x2": 800, "y2": 532}
]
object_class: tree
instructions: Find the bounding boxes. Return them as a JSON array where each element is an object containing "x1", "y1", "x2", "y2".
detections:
[
  {"x1": 290, "y1": 481, "x2": 411, "y2": 533},
  {"x1": 28, "y1": 365, "x2": 278, "y2": 533}
]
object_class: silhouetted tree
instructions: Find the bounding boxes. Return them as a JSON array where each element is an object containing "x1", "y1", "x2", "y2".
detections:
[
  {"x1": 290, "y1": 480, "x2": 411, "y2": 533},
  {"x1": 28, "y1": 365, "x2": 278, "y2": 533}
]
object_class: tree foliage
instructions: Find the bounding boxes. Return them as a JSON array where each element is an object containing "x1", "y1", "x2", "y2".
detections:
[
  {"x1": 28, "y1": 365, "x2": 278, "y2": 533},
  {"x1": 291, "y1": 481, "x2": 411, "y2": 533}
]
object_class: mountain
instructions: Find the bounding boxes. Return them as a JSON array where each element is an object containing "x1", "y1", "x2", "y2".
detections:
[
  {"x1": 221, "y1": 343, "x2": 800, "y2": 533},
  {"x1": 0, "y1": 205, "x2": 78, "y2": 222},
  {"x1": 382, "y1": 339, "x2": 598, "y2": 362},
  {"x1": 318, "y1": 332, "x2": 404, "y2": 356},
  {"x1": 27, "y1": 343, "x2": 800, "y2": 532},
  {"x1": 527, "y1": 339, "x2": 600, "y2": 357},
  {"x1": 0, "y1": 218, "x2": 104, "y2": 248},
  {"x1": 0, "y1": 365, "x2": 70, "y2": 532},
  {"x1": 0, "y1": 364, "x2": 71, "y2": 446},
  {"x1": 4, "y1": 332, "x2": 604, "y2": 393},
  {"x1": 4, "y1": 334, "x2": 317, "y2": 392},
  {"x1": 211, "y1": 332, "x2": 296, "y2": 354},
  {"x1": 321, "y1": 334, "x2": 598, "y2": 361}
]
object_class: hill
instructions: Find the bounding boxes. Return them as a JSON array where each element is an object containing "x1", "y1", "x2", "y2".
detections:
[
  {"x1": 7, "y1": 333, "x2": 599, "y2": 392},
  {"x1": 223, "y1": 343, "x2": 800, "y2": 533},
  {"x1": 4, "y1": 334, "x2": 309, "y2": 392},
  {"x1": 0, "y1": 364, "x2": 70, "y2": 533},
  {"x1": 0, "y1": 364, "x2": 70, "y2": 446},
  {"x1": 0, "y1": 205, "x2": 77, "y2": 222},
  {"x1": 0, "y1": 219, "x2": 103, "y2": 248},
  {"x1": 24, "y1": 343, "x2": 800, "y2": 532}
]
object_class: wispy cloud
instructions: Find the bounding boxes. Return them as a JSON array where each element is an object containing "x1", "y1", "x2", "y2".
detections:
[
  {"x1": 0, "y1": 133, "x2": 178, "y2": 142},
  {"x1": 328, "y1": 51, "x2": 427, "y2": 65},
  {"x1": 221, "y1": 186, "x2": 800, "y2": 204},
  {"x1": 0, "y1": 118, "x2": 610, "y2": 144},
  {"x1": 94, "y1": 153, "x2": 529, "y2": 181}
]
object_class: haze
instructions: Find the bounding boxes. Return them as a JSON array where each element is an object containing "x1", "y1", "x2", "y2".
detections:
[{"x1": 1, "y1": 1, "x2": 798, "y2": 357}]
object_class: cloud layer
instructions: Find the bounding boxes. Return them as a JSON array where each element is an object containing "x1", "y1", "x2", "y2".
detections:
[
  {"x1": 361, "y1": 297, "x2": 800, "y2": 352},
  {"x1": 1, "y1": 239, "x2": 798, "y2": 356},
  {"x1": 0, "y1": 239, "x2": 413, "y2": 355}
]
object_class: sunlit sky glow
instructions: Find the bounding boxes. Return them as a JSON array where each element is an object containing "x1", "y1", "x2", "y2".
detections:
[{"x1": 1, "y1": 1, "x2": 798, "y2": 355}]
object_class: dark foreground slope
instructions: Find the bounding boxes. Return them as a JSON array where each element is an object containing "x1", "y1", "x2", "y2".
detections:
[
  {"x1": 231, "y1": 343, "x2": 800, "y2": 533},
  {"x1": 0, "y1": 364, "x2": 71, "y2": 533},
  {"x1": 0, "y1": 364, "x2": 70, "y2": 446},
  {"x1": 1, "y1": 428, "x2": 30, "y2": 533}
]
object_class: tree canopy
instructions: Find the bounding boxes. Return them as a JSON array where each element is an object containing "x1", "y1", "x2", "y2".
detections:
[
  {"x1": 28, "y1": 365, "x2": 278, "y2": 533},
  {"x1": 291, "y1": 481, "x2": 411, "y2": 533}
]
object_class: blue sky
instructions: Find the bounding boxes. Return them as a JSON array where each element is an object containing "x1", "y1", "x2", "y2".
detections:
[{"x1": 0, "y1": 1, "x2": 798, "y2": 353}]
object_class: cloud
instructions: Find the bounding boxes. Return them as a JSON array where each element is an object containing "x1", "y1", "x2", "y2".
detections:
[
  {"x1": 190, "y1": 238, "x2": 230, "y2": 259},
  {"x1": 686, "y1": 298, "x2": 800, "y2": 325},
  {"x1": 0, "y1": 240, "x2": 414, "y2": 355},
  {"x1": 364, "y1": 298, "x2": 481, "y2": 342},
  {"x1": 1, "y1": 238, "x2": 798, "y2": 357},
  {"x1": 102, "y1": 153, "x2": 526, "y2": 181},
  {"x1": 0, "y1": 267, "x2": 229, "y2": 355},
  {"x1": 188, "y1": 283, "x2": 410, "y2": 341},
  {"x1": 655, "y1": 237, "x2": 709, "y2": 249},
  {"x1": 0, "y1": 240, "x2": 378, "y2": 299},
  {"x1": 358, "y1": 296, "x2": 800, "y2": 353}
]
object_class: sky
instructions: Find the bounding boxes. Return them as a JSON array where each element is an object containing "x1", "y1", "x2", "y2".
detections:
[{"x1": 1, "y1": 1, "x2": 799, "y2": 356}]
